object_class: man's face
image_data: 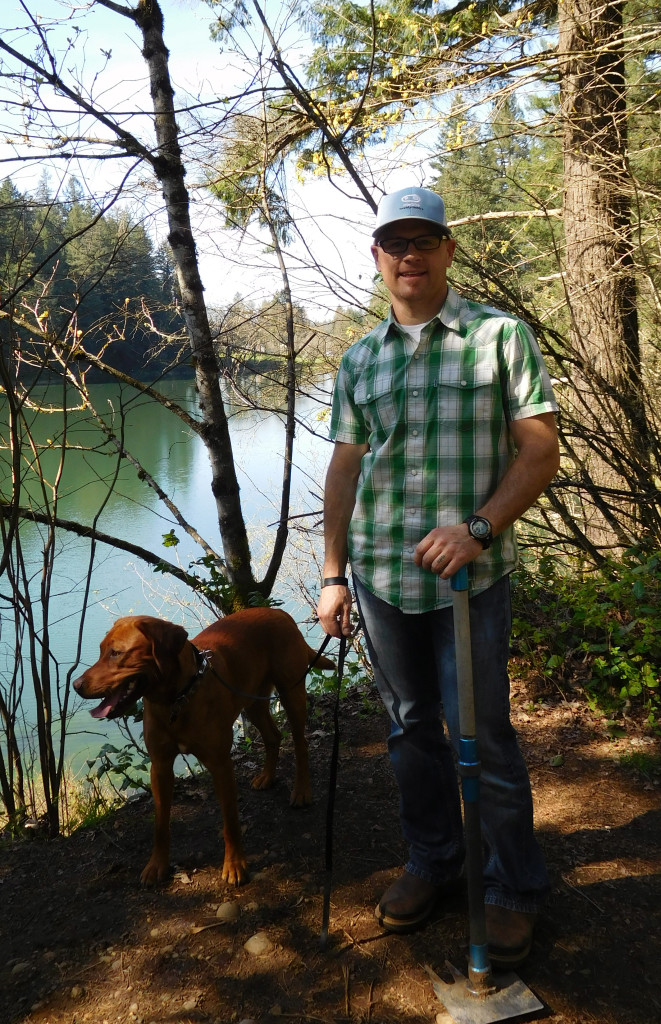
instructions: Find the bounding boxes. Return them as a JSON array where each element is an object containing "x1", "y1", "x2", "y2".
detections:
[{"x1": 371, "y1": 219, "x2": 456, "y2": 316}]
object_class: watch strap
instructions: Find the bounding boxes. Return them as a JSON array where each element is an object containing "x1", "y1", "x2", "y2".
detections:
[{"x1": 322, "y1": 576, "x2": 349, "y2": 587}]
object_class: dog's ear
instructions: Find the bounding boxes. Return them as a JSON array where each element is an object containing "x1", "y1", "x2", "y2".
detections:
[{"x1": 136, "y1": 618, "x2": 189, "y2": 680}]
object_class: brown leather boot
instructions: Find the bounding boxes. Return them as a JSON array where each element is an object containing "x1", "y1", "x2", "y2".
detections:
[
  {"x1": 375, "y1": 870, "x2": 443, "y2": 933},
  {"x1": 485, "y1": 904, "x2": 536, "y2": 968}
]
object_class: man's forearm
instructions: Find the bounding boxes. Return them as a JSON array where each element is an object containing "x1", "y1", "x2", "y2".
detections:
[
  {"x1": 477, "y1": 456, "x2": 557, "y2": 537},
  {"x1": 322, "y1": 447, "x2": 365, "y2": 575},
  {"x1": 317, "y1": 441, "x2": 367, "y2": 637},
  {"x1": 477, "y1": 413, "x2": 560, "y2": 536}
]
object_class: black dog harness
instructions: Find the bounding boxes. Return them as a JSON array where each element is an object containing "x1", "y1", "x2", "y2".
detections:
[
  {"x1": 169, "y1": 634, "x2": 334, "y2": 722},
  {"x1": 170, "y1": 646, "x2": 212, "y2": 722}
]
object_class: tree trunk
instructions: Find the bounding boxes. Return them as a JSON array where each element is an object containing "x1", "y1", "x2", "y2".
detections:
[
  {"x1": 133, "y1": 0, "x2": 255, "y2": 601},
  {"x1": 558, "y1": 0, "x2": 653, "y2": 549}
]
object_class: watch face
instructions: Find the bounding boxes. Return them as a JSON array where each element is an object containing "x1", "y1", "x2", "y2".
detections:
[{"x1": 471, "y1": 518, "x2": 490, "y2": 538}]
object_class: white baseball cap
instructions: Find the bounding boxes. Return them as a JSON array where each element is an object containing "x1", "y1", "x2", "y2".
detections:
[{"x1": 373, "y1": 187, "x2": 449, "y2": 238}]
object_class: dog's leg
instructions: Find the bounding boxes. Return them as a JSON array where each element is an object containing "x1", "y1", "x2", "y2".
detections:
[
  {"x1": 141, "y1": 757, "x2": 175, "y2": 884},
  {"x1": 276, "y1": 682, "x2": 311, "y2": 807},
  {"x1": 205, "y1": 743, "x2": 249, "y2": 885},
  {"x1": 244, "y1": 699, "x2": 282, "y2": 792}
]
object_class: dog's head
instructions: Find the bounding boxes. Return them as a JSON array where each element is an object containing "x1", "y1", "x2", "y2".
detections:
[{"x1": 74, "y1": 616, "x2": 189, "y2": 719}]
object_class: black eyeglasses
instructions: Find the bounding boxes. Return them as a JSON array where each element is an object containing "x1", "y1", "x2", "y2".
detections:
[{"x1": 377, "y1": 233, "x2": 450, "y2": 256}]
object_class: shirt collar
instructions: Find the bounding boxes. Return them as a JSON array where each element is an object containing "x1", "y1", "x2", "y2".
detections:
[{"x1": 384, "y1": 285, "x2": 463, "y2": 340}]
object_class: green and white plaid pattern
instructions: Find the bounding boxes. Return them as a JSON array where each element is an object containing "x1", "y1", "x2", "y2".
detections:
[{"x1": 330, "y1": 286, "x2": 558, "y2": 612}]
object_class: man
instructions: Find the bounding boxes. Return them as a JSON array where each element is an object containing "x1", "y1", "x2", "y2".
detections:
[{"x1": 316, "y1": 186, "x2": 560, "y2": 967}]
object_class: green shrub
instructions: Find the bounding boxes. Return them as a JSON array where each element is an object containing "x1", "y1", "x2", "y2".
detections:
[
  {"x1": 511, "y1": 548, "x2": 660, "y2": 730},
  {"x1": 86, "y1": 740, "x2": 152, "y2": 796}
]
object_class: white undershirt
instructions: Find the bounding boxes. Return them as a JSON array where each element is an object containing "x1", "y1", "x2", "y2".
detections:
[{"x1": 397, "y1": 318, "x2": 434, "y2": 353}]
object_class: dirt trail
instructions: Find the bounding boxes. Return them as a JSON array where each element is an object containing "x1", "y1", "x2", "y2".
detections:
[{"x1": 1, "y1": 682, "x2": 659, "y2": 1024}]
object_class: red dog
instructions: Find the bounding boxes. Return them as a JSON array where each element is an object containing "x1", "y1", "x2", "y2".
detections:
[{"x1": 74, "y1": 608, "x2": 334, "y2": 885}]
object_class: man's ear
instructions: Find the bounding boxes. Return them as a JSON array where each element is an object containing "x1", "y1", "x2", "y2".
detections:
[{"x1": 370, "y1": 243, "x2": 380, "y2": 267}]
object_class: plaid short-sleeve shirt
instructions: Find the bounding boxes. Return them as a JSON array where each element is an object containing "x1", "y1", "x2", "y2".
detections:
[{"x1": 330, "y1": 286, "x2": 558, "y2": 613}]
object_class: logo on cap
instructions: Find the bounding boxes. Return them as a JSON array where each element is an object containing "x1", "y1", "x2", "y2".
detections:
[{"x1": 400, "y1": 193, "x2": 422, "y2": 208}]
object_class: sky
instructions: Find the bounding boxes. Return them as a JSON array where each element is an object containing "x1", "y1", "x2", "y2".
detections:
[{"x1": 1, "y1": 0, "x2": 436, "y2": 317}]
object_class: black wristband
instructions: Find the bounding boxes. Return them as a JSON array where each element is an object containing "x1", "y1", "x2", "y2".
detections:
[{"x1": 322, "y1": 576, "x2": 349, "y2": 588}]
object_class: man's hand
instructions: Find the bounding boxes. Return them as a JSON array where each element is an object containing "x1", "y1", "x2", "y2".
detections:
[
  {"x1": 414, "y1": 524, "x2": 482, "y2": 579},
  {"x1": 317, "y1": 584, "x2": 353, "y2": 638}
]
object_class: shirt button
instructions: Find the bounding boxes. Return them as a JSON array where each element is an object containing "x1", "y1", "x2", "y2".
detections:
[
  {"x1": 412, "y1": 429, "x2": 419, "y2": 436},
  {"x1": 414, "y1": 354, "x2": 420, "y2": 359},
  {"x1": 411, "y1": 469, "x2": 418, "y2": 476},
  {"x1": 366, "y1": 393, "x2": 372, "y2": 399},
  {"x1": 461, "y1": 380, "x2": 467, "y2": 386},
  {"x1": 412, "y1": 389, "x2": 419, "y2": 396}
]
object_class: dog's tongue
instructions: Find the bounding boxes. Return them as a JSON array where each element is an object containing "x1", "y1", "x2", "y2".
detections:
[{"x1": 90, "y1": 692, "x2": 123, "y2": 719}]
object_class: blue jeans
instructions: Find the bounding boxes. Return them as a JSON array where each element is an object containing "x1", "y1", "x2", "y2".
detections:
[{"x1": 353, "y1": 574, "x2": 549, "y2": 913}]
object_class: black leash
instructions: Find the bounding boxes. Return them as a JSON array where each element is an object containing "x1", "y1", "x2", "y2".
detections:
[{"x1": 320, "y1": 633, "x2": 347, "y2": 951}]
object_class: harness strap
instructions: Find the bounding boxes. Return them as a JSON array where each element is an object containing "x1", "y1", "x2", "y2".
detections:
[
  {"x1": 320, "y1": 633, "x2": 347, "y2": 951},
  {"x1": 172, "y1": 634, "x2": 334, "y2": 718},
  {"x1": 170, "y1": 645, "x2": 212, "y2": 722}
]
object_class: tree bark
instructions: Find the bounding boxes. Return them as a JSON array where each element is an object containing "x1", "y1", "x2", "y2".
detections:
[
  {"x1": 559, "y1": 0, "x2": 653, "y2": 548},
  {"x1": 131, "y1": 0, "x2": 255, "y2": 600}
]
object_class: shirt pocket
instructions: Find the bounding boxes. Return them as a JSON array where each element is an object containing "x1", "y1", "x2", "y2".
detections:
[
  {"x1": 353, "y1": 374, "x2": 402, "y2": 437},
  {"x1": 434, "y1": 358, "x2": 497, "y2": 429}
]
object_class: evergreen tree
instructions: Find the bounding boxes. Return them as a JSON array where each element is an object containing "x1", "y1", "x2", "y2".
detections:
[
  {"x1": 0, "y1": 177, "x2": 182, "y2": 380},
  {"x1": 430, "y1": 98, "x2": 564, "y2": 315}
]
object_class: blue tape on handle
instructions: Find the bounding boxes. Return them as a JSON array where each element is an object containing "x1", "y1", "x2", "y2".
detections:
[
  {"x1": 451, "y1": 566, "x2": 468, "y2": 592},
  {"x1": 469, "y1": 942, "x2": 491, "y2": 972},
  {"x1": 459, "y1": 736, "x2": 479, "y2": 763}
]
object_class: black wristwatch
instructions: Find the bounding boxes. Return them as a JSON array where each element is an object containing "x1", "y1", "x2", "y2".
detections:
[{"x1": 463, "y1": 514, "x2": 493, "y2": 549}]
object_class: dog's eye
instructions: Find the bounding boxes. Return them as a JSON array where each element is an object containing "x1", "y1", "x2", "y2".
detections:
[{"x1": 108, "y1": 648, "x2": 122, "y2": 659}]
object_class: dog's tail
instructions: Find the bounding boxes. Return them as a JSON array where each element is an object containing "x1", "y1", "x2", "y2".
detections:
[
  {"x1": 313, "y1": 653, "x2": 336, "y2": 671},
  {"x1": 307, "y1": 644, "x2": 336, "y2": 673}
]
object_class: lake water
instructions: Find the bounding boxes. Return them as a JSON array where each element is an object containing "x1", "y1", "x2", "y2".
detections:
[{"x1": 2, "y1": 377, "x2": 335, "y2": 774}]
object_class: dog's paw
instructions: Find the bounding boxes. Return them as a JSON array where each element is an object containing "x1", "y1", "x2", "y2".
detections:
[
  {"x1": 289, "y1": 786, "x2": 312, "y2": 808},
  {"x1": 221, "y1": 859, "x2": 249, "y2": 886},
  {"x1": 250, "y1": 770, "x2": 275, "y2": 791},
  {"x1": 140, "y1": 858, "x2": 170, "y2": 885}
]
